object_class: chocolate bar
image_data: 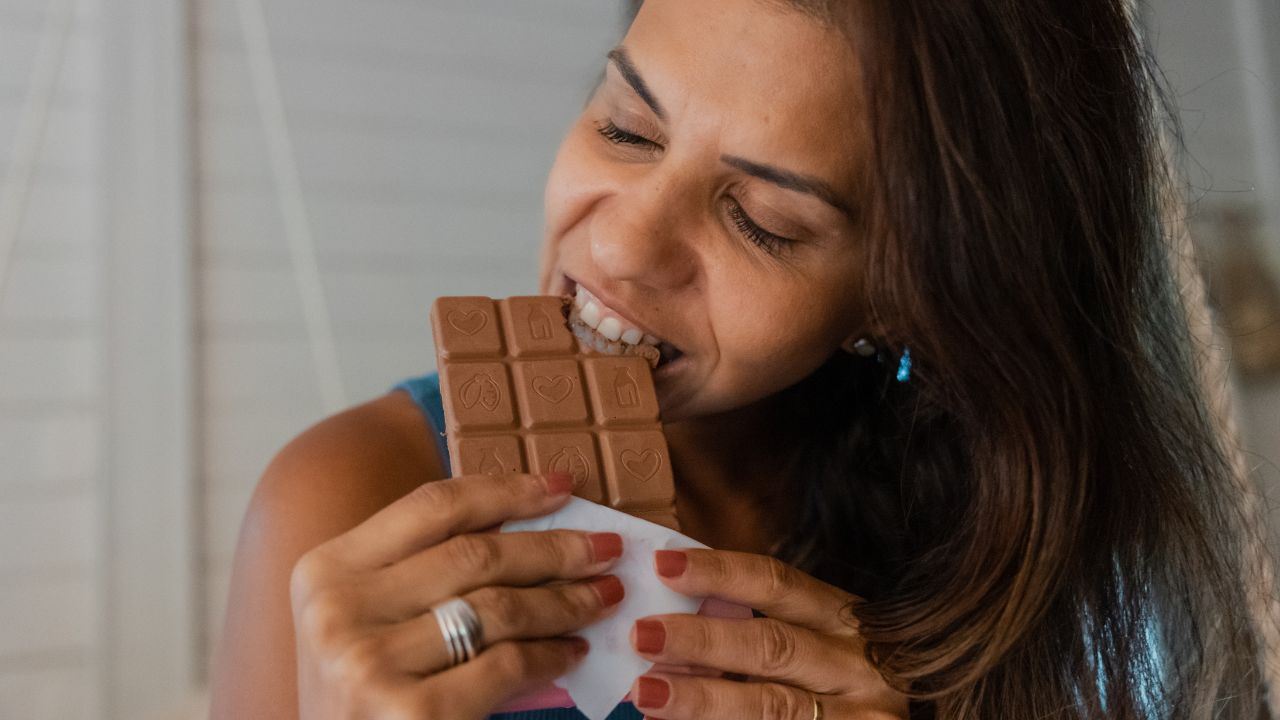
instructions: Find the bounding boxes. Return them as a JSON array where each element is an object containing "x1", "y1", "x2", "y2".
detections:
[{"x1": 430, "y1": 296, "x2": 679, "y2": 531}]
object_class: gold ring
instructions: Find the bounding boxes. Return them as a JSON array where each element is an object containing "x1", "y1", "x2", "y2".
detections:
[{"x1": 809, "y1": 691, "x2": 824, "y2": 720}]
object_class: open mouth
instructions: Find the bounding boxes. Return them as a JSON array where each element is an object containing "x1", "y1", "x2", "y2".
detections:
[{"x1": 560, "y1": 277, "x2": 685, "y2": 370}]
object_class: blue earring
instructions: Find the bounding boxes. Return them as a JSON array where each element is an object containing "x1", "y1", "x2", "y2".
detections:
[{"x1": 896, "y1": 347, "x2": 912, "y2": 383}]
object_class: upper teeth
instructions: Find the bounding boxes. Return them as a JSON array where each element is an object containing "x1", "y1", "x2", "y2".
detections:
[
  {"x1": 573, "y1": 286, "x2": 661, "y2": 349},
  {"x1": 597, "y1": 317, "x2": 623, "y2": 341}
]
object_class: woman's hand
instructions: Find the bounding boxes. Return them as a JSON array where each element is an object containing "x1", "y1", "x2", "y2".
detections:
[
  {"x1": 289, "y1": 471, "x2": 626, "y2": 719},
  {"x1": 628, "y1": 549, "x2": 908, "y2": 720}
]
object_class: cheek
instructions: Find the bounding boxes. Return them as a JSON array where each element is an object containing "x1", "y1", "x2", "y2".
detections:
[
  {"x1": 543, "y1": 121, "x2": 607, "y2": 238},
  {"x1": 710, "y1": 280, "x2": 846, "y2": 386},
  {"x1": 540, "y1": 126, "x2": 598, "y2": 289}
]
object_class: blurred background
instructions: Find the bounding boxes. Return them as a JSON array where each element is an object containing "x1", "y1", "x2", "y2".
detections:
[{"x1": 0, "y1": 0, "x2": 1275, "y2": 718}]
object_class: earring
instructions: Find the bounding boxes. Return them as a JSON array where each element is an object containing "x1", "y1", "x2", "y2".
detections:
[
  {"x1": 896, "y1": 347, "x2": 912, "y2": 383},
  {"x1": 847, "y1": 338, "x2": 878, "y2": 358},
  {"x1": 845, "y1": 337, "x2": 912, "y2": 383}
]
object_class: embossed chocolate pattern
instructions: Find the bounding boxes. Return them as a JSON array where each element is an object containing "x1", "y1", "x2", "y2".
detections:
[
  {"x1": 448, "y1": 309, "x2": 488, "y2": 336},
  {"x1": 431, "y1": 295, "x2": 678, "y2": 529},
  {"x1": 532, "y1": 374, "x2": 573, "y2": 403},
  {"x1": 621, "y1": 448, "x2": 662, "y2": 481},
  {"x1": 527, "y1": 306, "x2": 554, "y2": 339},
  {"x1": 459, "y1": 372, "x2": 501, "y2": 411},
  {"x1": 547, "y1": 445, "x2": 592, "y2": 488}
]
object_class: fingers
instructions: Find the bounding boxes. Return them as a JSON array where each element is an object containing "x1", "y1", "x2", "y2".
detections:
[
  {"x1": 633, "y1": 672, "x2": 908, "y2": 720},
  {"x1": 372, "y1": 529, "x2": 624, "y2": 619},
  {"x1": 328, "y1": 636, "x2": 589, "y2": 720},
  {"x1": 419, "y1": 637, "x2": 591, "y2": 718},
  {"x1": 361, "y1": 575, "x2": 625, "y2": 676},
  {"x1": 630, "y1": 615, "x2": 861, "y2": 695},
  {"x1": 330, "y1": 472, "x2": 575, "y2": 568},
  {"x1": 465, "y1": 575, "x2": 625, "y2": 647},
  {"x1": 631, "y1": 673, "x2": 839, "y2": 720},
  {"x1": 653, "y1": 549, "x2": 858, "y2": 636}
]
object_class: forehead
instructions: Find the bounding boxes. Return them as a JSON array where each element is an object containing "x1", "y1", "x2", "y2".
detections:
[{"x1": 621, "y1": 0, "x2": 865, "y2": 190}]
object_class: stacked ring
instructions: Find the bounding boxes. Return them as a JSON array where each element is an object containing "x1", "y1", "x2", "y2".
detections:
[{"x1": 430, "y1": 596, "x2": 484, "y2": 668}]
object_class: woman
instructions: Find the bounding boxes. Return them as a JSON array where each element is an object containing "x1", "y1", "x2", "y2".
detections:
[{"x1": 207, "y1": 0, "x2": 1272, "y2": 718}]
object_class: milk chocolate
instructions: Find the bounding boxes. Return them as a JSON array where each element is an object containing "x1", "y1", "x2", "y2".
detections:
[{"x1": 430, "y1": 296, "x2": 679, "y2": 531}]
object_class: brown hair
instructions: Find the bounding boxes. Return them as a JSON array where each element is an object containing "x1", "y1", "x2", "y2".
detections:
[{"x1": 624, "y1": 0, "x2": 1269, "y2": 717}]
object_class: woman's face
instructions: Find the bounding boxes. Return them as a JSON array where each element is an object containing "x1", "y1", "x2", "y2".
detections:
[{"x1": 540, "y1": 0, "x2": 869, "y2": 421}]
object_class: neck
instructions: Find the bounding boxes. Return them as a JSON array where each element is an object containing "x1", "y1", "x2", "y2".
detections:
[{"x1": 662, "y1": 392, "x2": 797, "y2": 554}]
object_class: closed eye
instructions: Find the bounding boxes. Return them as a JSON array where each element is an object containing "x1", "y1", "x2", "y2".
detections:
[
  {"x1": 726, "y1": 199, "x2": 792, "y2": 257},
  {"x1": 593, "y1": 118, "x2": 796, "y2": 257},
  {"x1": 594, "y1": 119, "x2": 657, "y2": 148}
]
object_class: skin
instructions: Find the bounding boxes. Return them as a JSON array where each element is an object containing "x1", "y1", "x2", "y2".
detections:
[
  {"x1": 540, "y1": 0, "x2": 874, "y2": 553},
  {"x1": 207, "y1": 1, "x2": 906, "y2": 718},
  {"x1": 541, "y1": 0, "x2": 868, "y2": 423}
]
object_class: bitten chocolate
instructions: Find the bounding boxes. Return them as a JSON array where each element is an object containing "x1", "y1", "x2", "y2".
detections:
[{"x1": 430, "y1": 296, "x2": 679, "y2": 531}]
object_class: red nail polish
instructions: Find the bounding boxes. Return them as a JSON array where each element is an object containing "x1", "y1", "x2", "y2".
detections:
[
  {"x1": 654, "y1": 549, "x2": 687, "y2": 578},
  {"x1": 588, "y1": 532, "x2": 624, "y2": 562},
  {"x1": 634, "y1": 619, "x2": 665, "y2": 654},
  {"x1": 543, "y1": 471, "x2": 575, "y2": 495},
  {"x1": 569, "y1": 637, "x2": 589, "y2": 658},
  {"x1": 591, "y1": 575, "x2": 625, "y2": 606},
  {"x1": 636, "y1": 676, "x2": 670, "y2": 709}
]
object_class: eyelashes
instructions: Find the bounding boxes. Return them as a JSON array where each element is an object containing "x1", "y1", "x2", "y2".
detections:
[
  {"x1": 594, "y1": 119, "x2": 653, "y2": 147},
  {"x1": 726, "y1": 199, "x2": 786, "y2": 256},
  {"x1": 592, "y1": 119, "x2": 795, "y2": 257}
]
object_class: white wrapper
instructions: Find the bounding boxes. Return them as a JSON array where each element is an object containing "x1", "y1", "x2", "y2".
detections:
[{"x1": 501, "y1": 497, "x2": 710, "y2": 720}]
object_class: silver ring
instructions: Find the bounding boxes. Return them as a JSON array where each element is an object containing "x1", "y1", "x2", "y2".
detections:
[
  {"x1": 430, "y1": 596, "x2": 484, "y2": 667},
  {"x1": 809, "y1": 691, "x2": 824, "y2": 720}
]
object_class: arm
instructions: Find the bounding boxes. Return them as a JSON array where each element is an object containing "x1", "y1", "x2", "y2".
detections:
[{"x1": 205, "y1": 392, "x2": 443, "y2": 719}]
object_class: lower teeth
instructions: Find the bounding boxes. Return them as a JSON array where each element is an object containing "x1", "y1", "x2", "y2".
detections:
[{"x1": 568, "y1": 316, "x2": 662, "y2": 367}]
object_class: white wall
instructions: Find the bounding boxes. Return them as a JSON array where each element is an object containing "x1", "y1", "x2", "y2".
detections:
[{"x1": 0, "y1": 0, "x2": 103, "y2": 717}]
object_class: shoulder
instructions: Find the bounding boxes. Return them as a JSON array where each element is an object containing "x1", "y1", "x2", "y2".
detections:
[
  {"x1": 206, "y1": 391, "x2": 446, "y2": 718},
  {"x1": 252, "y1": 390, "x2": 446, "y2": 531}
]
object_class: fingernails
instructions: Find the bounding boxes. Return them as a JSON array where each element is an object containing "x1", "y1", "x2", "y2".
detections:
[
  {"x1": 633, "y1": 619, "x2": 665, "y2": 654},
  {"x1": 590, "y1": 575, "x2": 625, "y2": 606},
  {"x1": 588, "y1": 532, "x2": 624, "y2": 562},
  {"x1": 654, "y1": 549, "x2": 687, "y2": 578},
  {"x1": 543, "y1": 471, "x2": 575, "y2": 496},
  {"x1": 569, "y1": 637, "x2": 590, "y2": 659},
  {"x1": 635, "y1": 676, "x2": 670, "y2": 709}
]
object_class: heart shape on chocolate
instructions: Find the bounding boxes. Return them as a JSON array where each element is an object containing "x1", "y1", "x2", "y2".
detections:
[
  {"x1": 620, "y1": 448, "x2": 661, "y2": 481},
  {"x1": 532, "y1": 374, "x2": 573, "y2": 404},
  {"x1": 447, "y1": 309, "x2": 487, "y2": 336}
]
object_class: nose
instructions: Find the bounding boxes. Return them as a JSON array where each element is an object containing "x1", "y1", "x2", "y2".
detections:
[{"x1": 589, "y1": 169, "x2": 698, "y2": 291}]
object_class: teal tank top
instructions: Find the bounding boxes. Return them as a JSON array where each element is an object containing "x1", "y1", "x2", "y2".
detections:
[{"x1": 391, "y1": 372, "x2": 645, "y2": 720}]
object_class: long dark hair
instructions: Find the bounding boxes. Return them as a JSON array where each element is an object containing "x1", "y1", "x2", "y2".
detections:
[{"x1": 625, "y1": 0, "x2": 1270, "y2": 717}]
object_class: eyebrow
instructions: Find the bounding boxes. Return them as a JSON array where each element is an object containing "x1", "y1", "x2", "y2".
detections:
[
  {"x1": 606, "y1": 47, "x2": 668, "y2": 121},
  {"x1": 720, "y1": 155, "x2": 855, "y2": 220},
  {"x1": 605, "y1": 45, "x2": 855, "y2": 222}
]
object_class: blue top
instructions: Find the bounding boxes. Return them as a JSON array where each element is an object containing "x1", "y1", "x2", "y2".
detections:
[
  {"x1": 394, "y1": 371, "x2": 452, "y2": 477},
  {"x1": 392, "y1": 372, "x2": 645, "y2": 720}
]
